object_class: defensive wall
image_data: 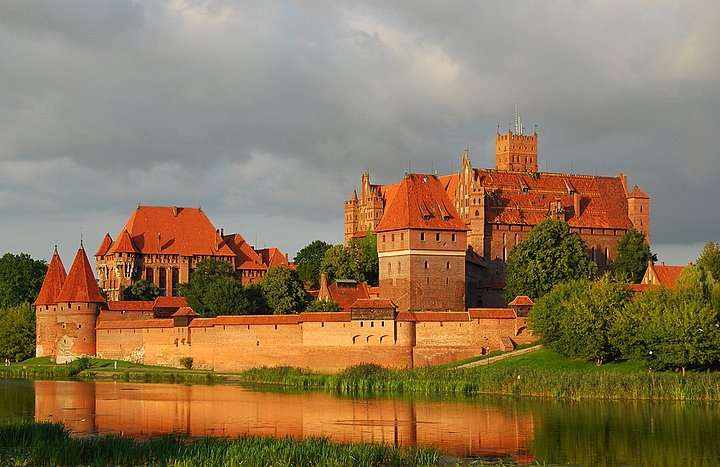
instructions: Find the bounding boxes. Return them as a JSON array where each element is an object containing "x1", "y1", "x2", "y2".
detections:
[{"x1": 95, "y1": 309, "x2": 531, "y2": 372}]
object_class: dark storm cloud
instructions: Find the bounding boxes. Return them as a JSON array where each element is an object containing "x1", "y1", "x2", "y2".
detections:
[{"x1": 0, "y1": 1, "x2": 718, "y2": 262}]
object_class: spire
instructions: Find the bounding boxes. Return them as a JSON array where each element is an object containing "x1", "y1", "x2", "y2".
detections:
[
  {"x1": 107, "y1": 229, "x2": 138, "y2": 255},
  {"x1": 56, "y1": 246, "x2": 106, "y2": 304},
  {"x1": 94, "y1": 232, "x2": 113, "y2": 257},
  {"x1": 33, "y1": 248, "x2": 68, "y2": 306}
]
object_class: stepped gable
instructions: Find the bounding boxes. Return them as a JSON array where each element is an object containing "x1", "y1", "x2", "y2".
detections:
[
  {"x1": 223, "y1": 233, "x2": 266, "y2": 270},
  {"x1": 106, "y1": 229, "x2": 138, "y2": 254},
  {"x1": 375, "y1": 174, "x2": 468, "y2": 232},
  {"x1": 33, "y1": 248, "x2": 67, "y2": 306},
  {"x1": 119, "y1": 205, "x2": 235, "y2": 257},
  {"x1": 94, "y1": 233, "x2": 113, "y2": 257},
  {"x1": 474, "y1": 170, "x2": 634, "y2": 229},
  {"x1": 257, "y1": 247, "x2": 290, "y2": 268},
  {"x1": 56, "y1": 245, "x2": 106, "y2": 303}
]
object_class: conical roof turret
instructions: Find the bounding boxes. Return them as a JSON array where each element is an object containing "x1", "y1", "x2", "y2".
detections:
[
  {"x1": 56, "y1": 244, "x2": 106, "y2": 304},
  {"x1": 33, "y1": 247, "x2": 67, "y2": 306},
  {"x1": 94, "y1": 232, "x2": 113, "y2": 257}
]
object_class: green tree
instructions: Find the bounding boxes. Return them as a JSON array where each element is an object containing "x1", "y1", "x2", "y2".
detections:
[
  {"x1": 612, "y1": 229, "x2": 655, "y2": 283},
  {"x1": 528, "y1": 279, "x2": 587, "y2": 348},
  {"x1": 697, "y1": 241, "x2": 720, "y2": 281},
  {"x1": 122, "y1": 280, "x2": 161, "y2": 301},
  {"x1": 504, "y1": 219, "x2": 596, "y2": 301},
  {"x1": 294, "y1": 240, "x2": 332, "y2": 289},
  {"x1": 321, "y1": 245, "x2": 361, "y2": 283},
  {"x1": 179, "y1": 258, "x2": 236, "y2": 316},
  {"x1": 0, "y1": 253, "x2": 48, "y2": 309},
  {"x1": 305, "y1": 298, "x2": 342, "y2": 312},
  {"x1": 0, "y1": 303, "x2": 36, "y2": 362},
  {"x1": 242, "y1": 283, "x2": 270, "y2": 315},
  {"x1": 350, "y1": 233, "x2": 379, "y2": 286},
  {"x1": 203, "y1": 276, "x2": 248, "y2": 317},
  {"x1": 260, "y1": 266, "x2": 310, "y2": 314}
]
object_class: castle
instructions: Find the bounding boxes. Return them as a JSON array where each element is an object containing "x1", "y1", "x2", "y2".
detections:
[
  {"x1": 34, "y1": 119, "x2": 648, "y2": 370},
  {"x1": 94, "y1": 205, "x2": 290, "y2": 301},
  {"x1": 345, "y1": 123, "x2": 650, "y2": 306}
]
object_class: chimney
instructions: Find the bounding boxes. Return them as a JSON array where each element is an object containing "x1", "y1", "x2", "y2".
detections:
[
  {"x1": 574, "y1": 192, "x2": 581, "y2": 218},
  {"x1": 172, "y1": 206, "x2": 178, "y2": 217},
  {"x1": 318, "y1": 273, "x2": 330, "y2": 300},
  {"x1": 221, "y1": 228, "x2": 224, "y2": 237}
]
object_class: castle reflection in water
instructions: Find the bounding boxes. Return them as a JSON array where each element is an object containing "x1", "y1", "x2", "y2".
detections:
[{"x1": 32, "y1": 380, "x2": 534, "y2": 462}]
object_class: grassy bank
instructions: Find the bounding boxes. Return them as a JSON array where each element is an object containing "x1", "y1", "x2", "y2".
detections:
[
  {"x1": 236, "y1": 348, "x2": 720, "y2": 402},
  {"x1": 0, "y1": 421, "x2": 442, "y2": 467}
]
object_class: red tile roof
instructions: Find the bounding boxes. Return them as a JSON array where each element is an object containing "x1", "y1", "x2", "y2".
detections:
[
  {"x1": 152, "y1": 296, "x2": 188, "y2": 309},
  {"x1": 472, "y1": 171, "x2": 634, "y2": 229},
  {"x1": 172, "y1": 307, "x2": 199, "y2": 317},
  {"x1": 257, "y1": 247, "x2": 289, "y2": 267},
  {"x1": 469, "y1": 308, "x2": 517, "y2": 319},
  {"x1": 96, "y1": 318, "x2": 174, "y2": 329},
  {"x1": 326, "y1": 281, "x2": 371, "y2": 311},
  {"x1": 397, "y1": 311, "x2": 470, "y2": 322},
  {"x1": 94, "y1": 233, "x2": 113, "y2": 257},
  {"x1": 108, "y1": 206, "x2": 235, "y2": 257},
  {"x1": 628, "y1": 185, "x2": 650, "y2": 199},
  {"x1": 349, "y1": 298, "x2": 396, "y2": 310},
  {"x1": 106, "y1": 301, "x2": 154, "y2": 312},
  {"x1": 213, "y1": 315, "x2": 300, "y2": 325},
  {"x1": 375, "y1": 174, "x2": 468, "y2": 232},
  {"x1": 508, "y1": 295, "x2": 535, "y2": 307},
  {"x1": 33, "y1": 248, "x2": 67, "y2": 306},
  {"x1": 106, "y1": 229, "x2": 138, "y2": 254},
  {"x1": 56, "y1": 245, "x2": 106, "y2": 304},
  {"x1": 645, "y1": 263, "x2": 685, "y2": 287},
  {"x1": 299, "y1": 312, "x2": 351, "y2": 322},
  {"x1": 223, "y1": 233, "x2": 266, "y2": 271}
]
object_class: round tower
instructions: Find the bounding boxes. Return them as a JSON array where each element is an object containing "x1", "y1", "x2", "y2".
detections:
[
  {"x1": 33, "y1": 247, "x2": 67, "y2": 358},
  {"x1": 54, "y1": 243, "x2": 106, "y2": 364}
]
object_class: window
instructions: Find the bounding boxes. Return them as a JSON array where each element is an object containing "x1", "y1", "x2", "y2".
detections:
[
  {"x1": 420, "y1": 232, "x2": 425, "y2": 241},
  {"x1": 436, "y1": 232, "x2": 441, "y2": 242},
  {"x1": 400, "y1": 233, "x2": 404, "y2": 241},
  {"x1": 391, "y1": 233, "x2": 395, "y2": 242},
  {"x1": 424, "y1": 261, "x2": 429, "y2": 269},
  {"x1": 451, "y1": 233, "x2": 456, "y2": 242},
  {"x1": 446, "y1": 261, "x2": 450, "y2": 269}
]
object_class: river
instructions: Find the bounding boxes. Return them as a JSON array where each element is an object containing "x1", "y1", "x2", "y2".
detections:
[{"x1": 2, "y1": 378, "x2": 719, "y2": 465}]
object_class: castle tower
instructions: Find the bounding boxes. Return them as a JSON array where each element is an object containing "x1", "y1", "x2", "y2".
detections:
[
  {"x1": 495, "y1": 109, "x2": 538, "y2": 172},
  {"x1": 54, "y1": 243, "x2": 106, "y2": 363},
  {"x1": 33, "y1": 247, "x2": 67, "y2": 358},
  {"x1": 344, "y1": 190, "x2": 359, "y2": 245},
  {"x1": 376, "y1": 174, "x2": 468, "y2": 312},
  {"x1": 627, "y1": 185, "x2": 651, "y2": 243},
  {"x1": 99, "y1": 229, "x2": 139, "y2": 300}
]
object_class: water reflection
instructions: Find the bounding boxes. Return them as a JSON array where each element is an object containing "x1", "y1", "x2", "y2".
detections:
[
  {"x1": 4, "y1": 379, "x2": 719, "y2": 465},
  {"x1": 28, "y1": 380, "x2": 533, "y2": 461}
]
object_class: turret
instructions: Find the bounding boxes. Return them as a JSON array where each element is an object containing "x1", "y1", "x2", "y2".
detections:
[
  {"x1": 33, "y1": 247, "x2": 67, "y2": 358},
  {"x1": 627, "y1": 185, "x2": 651, "y2": 243},
  {"x1": 495, "y1": 108, "x2": 538, "y2": 172},
  {"x1": 54, "y1": 243, "x2": 106, "y2": 363},
  {"x1": 344, "y1": 190, "x2": 359, "y2": 245}
]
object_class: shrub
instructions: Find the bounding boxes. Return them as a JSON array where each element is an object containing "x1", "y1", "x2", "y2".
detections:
[{"x1": 179, "y1": 356, "x2": 193, "y2": 369}]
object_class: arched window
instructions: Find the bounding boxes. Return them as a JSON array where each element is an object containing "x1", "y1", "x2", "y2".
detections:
[{"x1": 424, "y1": 261, "x2": 429, "y2": 269}]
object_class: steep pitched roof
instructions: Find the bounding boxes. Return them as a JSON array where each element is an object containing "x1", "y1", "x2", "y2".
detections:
[
  {"x1": 33, "y1": 248, "x2": 67, "y2": 306},
  {"x1": 257, "y1": 247, "x2": 289, "y2": 267},
  {"x1": 114, "y1": 206, "x2": 235, "y2": 257},
  {"x1": 326, "y1": 281, "x2": 371, "y2": 311},
  {"x1": 56, "y1": 245, "x2": 106, "y2": 304},
  {"x1": 642, "y1": 262, "x2": 685, "y2": 287},
  {"x1": 628, "y1": 185, "x2": 650, "y2": 199},
  {"x1": 471, "y1": 170, "x2": 635, "y2": 229},
  {"x1": 94, "y1": 233, "x2": 113, "y2": 257},
  {"x1": 508, "y1": 295, "x2": 534, "y2": 307},
  {"x1": 375, "y1": 174, "x2": 468, "y2": 232},
  {"x1": 106, "y1": 229, "x2": 138, "y2": 255},
  {"x1": 223, "y1": 233, "x2": 266, "y2": 271},
  {"x1": 172, "y1": 307, "x2": 198, "y2": 317}
]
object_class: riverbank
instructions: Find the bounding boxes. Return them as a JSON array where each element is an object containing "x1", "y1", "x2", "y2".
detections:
[
  {"x1": 4, "y1": 348, "x2": 720, "y2": 401},
  {"x1": 0, "y1": 421, "x2": 445, "y2": 466}
]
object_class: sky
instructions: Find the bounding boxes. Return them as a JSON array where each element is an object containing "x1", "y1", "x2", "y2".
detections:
[{"x1": 1, "y1": 0, "x2": 718, "y2": 266}]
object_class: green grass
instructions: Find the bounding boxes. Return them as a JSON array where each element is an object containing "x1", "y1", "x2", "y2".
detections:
[
  {"x1": 489, "y1": 347, "x2": 647, "y2": 373},
  {"x1": 0, "y1": 421, "x2": 443, "y2": 466}
]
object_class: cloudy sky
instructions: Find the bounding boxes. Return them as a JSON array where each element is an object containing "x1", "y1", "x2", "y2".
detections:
[{"x1": 1, "y1": 0, "x2": 718, "y2": 266}]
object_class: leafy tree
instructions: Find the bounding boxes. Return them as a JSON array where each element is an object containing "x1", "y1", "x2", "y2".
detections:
[
  {"x1": 294, "y1": 240, "x2": 332, "y2": 289},
  {"x1": 0, "y1": 303, "x2": 35, "y2": 362},
  {"x1": 0, "y1": 253, "x2": 48, "y2": 309},
  {"x1": 122, "y1": 280, "x2": 161, "y2": 301},
  {"x1": 697, "y1": 241, "x2": 720, "y2": 281},
  {"x1": 259, "y1": 266, "x2": 310, "y2": 314},
  {"x1": 242, "y1": 283, "x2": 270, "y2": 315},
  {"x1": 203, "y1": 276, "x2": 249, "y2": 317},
  {"x1": 350, "y1": 233, "x2": 379, "y2": 286},
  {"x1": 612, "y1": 229, "x2": 655, "y2": 283},
  {"x1": 556, "y1": 278, "x2": 631, "y2": 365},
  {"x1": 180, "y1": 258, "x2": 237, "y2": 316},
  {"x1": 504, "y1": 219, "x2": 596, "y2": 301},
  {"x1": 528, "y1": 279, "x2": 587, "y2": 347},
  {"x1": 305, "y1": 298, "x2": 342, "y2": 312},
  {"x1": 321, "y1": 245, "x2": 361, "y2": 283}
]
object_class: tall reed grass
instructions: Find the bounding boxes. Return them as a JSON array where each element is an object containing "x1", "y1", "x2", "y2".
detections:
[{"x1": 0, "y1": 421, "x2": 441, "y2": 466}]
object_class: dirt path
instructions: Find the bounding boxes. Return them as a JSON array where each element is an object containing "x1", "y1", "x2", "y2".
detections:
[{"x1": 456, "y1": 345, "x2": 542, "y2": 369}]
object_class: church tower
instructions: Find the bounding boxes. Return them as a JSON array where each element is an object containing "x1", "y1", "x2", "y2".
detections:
[
  {"x1": 33, "y1": 247, "x2": 67, "y2": 358},
  {"x1": 495, "y1": 107, "x2": 538, "y2": 172},
  {"x1": 627, "y1": 185, "x2": 651, "y2": 243},
  {"x1": 54, "y1": 243, "x2": 106, "y2": 363}
]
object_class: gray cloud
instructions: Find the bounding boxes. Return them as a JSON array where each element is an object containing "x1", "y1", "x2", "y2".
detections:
[{"x1": 1, "y1": 0, "x2": 718, "y2": 263}]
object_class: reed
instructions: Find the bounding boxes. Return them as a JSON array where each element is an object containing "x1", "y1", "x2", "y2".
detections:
[{"x1": 0, "y1": 421, "x2": 442, "y2": 466}]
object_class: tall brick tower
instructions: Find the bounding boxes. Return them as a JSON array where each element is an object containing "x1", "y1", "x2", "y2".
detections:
[
  {"x1": 33, "y1": 247, "x2": 67, "y2": 358},
  {"x1": 376, "y1": 174, "x2": 469, "y2": 312},
  {"x1": 54, "y1": 243, "x2": 106, "y2": 363},
  {"x1": 627, "y1": 185, "x2": 651, "y2": 242},
  {"x1": 495, "y1": 108, "x2": 538, "y2": 172}
]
